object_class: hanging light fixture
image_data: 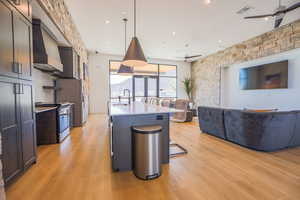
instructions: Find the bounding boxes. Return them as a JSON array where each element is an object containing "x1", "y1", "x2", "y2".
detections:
[
  {"x1": 118, "y1": 18, "x2": 134, "y2": 75},
  {"x1": 122, "y1": 0, "x2": 147, "y2": 67}
]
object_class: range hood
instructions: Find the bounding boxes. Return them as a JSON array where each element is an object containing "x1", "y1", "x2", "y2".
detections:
[{"x1": 32, "y1": 19, "x2": 63, "y2": 72}]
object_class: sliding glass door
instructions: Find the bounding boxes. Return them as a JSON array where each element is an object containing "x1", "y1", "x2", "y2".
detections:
[
  {"x1": 133, "y1": 76, "x2": 158, "y2": 102},
  {"x1": 109, "y1": 61, "x2": 177, "y2": 102}
]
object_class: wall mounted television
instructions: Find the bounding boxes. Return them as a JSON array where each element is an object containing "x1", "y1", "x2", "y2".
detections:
[{"x1": 239, "y1": 60, "x2": 289, "y2": 90}]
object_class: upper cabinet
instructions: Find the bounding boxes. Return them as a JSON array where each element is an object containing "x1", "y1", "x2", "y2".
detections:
[
  {"x1": 7, "y1": 0, "x2": 31, "y2": 21},
  {"x1": 0, "y1": 1, "x2": 32, "y2": 80},
  {"x1": 58, "y1": 47, "x2": 81, "y2": 79},
  {"x1": 14, "y1": 12, "x2": 32, "y2": 80},
  {"x1": 0, "y1": 2, "x2": 17, "y2": 78}
]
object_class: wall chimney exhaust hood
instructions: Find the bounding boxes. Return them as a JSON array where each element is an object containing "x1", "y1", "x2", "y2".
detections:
[{"x1": 32, "y1": 19, "x2": 63, "y2": 73}]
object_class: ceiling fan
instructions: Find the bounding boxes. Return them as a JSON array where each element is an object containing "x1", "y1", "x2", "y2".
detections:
[
  {"x1": 177, "y1": 54, "x2": 202, "y2": 62},
  {"x1": 244, "y1": 0, "x2": 300, "y2": 28}
]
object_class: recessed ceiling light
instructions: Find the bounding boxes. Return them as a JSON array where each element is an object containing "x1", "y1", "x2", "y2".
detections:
[
  {"x1": 264, "y1": 17, "x2": 269, "y2": 21},
  {"x1": 204, "y1": 0, "x2": 212, "y2": 5},
  {"x1": 172, "y1": 32, "x2": 176, "y2": 36},
  {"x1": 218, "y1": 40, "x2": 222, "y2": 43},
  {"x1": 105, "y1": 20, "x2": 110, "y2": 24}
]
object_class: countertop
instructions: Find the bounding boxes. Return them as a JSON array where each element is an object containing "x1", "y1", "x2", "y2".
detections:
[
  {"x1": 110, "y1": 102, "x2": 183, "y2": 116},
  {"x1": 35, "y1": 106, "x2": 57, "y2": 113}
]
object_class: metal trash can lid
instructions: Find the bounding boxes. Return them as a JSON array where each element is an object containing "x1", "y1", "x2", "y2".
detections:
[{"x1": 132, "y1": 125, "x2": 162, "y2": 134}]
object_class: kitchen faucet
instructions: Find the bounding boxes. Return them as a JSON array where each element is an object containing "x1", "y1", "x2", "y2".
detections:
[{"x1": 123, "y1": 89, "x2": 131, "y2": 104}]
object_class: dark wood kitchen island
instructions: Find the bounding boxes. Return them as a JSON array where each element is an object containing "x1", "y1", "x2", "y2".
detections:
[{"x1": 109, "y1": 102, "x2": 182, "y2": 172}]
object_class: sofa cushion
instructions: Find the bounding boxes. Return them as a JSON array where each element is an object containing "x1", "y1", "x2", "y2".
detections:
[
  {"x1": 198, "y1": 107, "x2": 226, "y2": 139},
  {"x1": 224, "y1": 110, "x2": 296, "y2": 151}
]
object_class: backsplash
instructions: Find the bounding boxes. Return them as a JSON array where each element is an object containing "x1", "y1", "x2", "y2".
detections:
[{"x1": 32, "y1": 68, "x2": 56, "y2": 103}]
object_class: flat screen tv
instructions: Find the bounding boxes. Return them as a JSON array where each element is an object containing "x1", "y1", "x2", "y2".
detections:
[{"x1": 239, "y1": 60, "x2": 288, "y2": 90}]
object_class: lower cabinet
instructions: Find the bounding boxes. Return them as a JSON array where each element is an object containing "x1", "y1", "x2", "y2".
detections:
[
  {"x1": 0, "y1": 77, "x2": 36, "y2": 185},
  {"x1": 0, "y1": 79, "x2": 23, "y2": 184},
  {"x1": 20, "y1": 83, "x2": 36, "y2": 169}
]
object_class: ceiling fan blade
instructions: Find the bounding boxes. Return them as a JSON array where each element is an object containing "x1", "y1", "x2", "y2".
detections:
[
  {"x1": 284, "y1": 2, "x2": 300, "y2": 13},
  {"x1": 274, "y1": 16, "x2": 284, "y2": 28},
  {"x1": 185, "y1": 55, "x2": 202, "y2": 59},
  {"x1": 244, "y1": 14, "x2": 274, "y2": 19}
]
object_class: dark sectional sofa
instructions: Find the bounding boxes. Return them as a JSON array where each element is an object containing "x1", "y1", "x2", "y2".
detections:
[{"x1": 198, "y1": 106, "x2": 300, "y2": 151}]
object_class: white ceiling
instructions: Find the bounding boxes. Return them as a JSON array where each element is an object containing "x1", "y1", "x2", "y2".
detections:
[{"x1": 64, "y1": 0, "x2": 300, "y2": 60}]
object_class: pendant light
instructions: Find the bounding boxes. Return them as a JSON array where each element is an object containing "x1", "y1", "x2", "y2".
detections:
[
  {"x1": 122, "y1": 0, "x2": 147, "y2": 67},
  {"x1": 118, "y1": 18, "x2": 134, "y2": 75}
]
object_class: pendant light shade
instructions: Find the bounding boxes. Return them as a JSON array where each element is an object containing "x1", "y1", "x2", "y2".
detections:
[
  {"x1": 122, "y1": 37, "x2": 147, "y2": 67},
  {"x1": 117, "y1": 64, "x2": 134, "y2": 75},
  {"x1": 118, "y1": 18, "x2": 134, "y2": 76},
  {"x1": 122, "y1": 0, "x2": 147, "y2": 67}
]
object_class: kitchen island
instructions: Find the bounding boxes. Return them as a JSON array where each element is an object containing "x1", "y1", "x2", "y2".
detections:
[{"x1": 109, "y1": 102, "x2": 182, "y2": 171}]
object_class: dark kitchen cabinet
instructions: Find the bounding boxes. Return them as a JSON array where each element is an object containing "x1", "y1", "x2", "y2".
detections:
[
  {"x1": 20, "y1": 83, "x2": 36, "y2": 169},
  {"x1": 7, "y1": 0, "x2": 31, "y2": 21},
  {"x1": 13, "y1": 12, "x2": 32, "y2": 80},
  {"x1": 36, "y1": 109, "x2": 57, "y2": 145},
  {"x1": 0, "y1": 1, "x2": 32, "y2": 80},
  {"x1": 56, "y1": 79, "x2": 88, "y2": 127},
  {"x1": 0, "y1": 79, "x2": 23, "y2": 184},
  {"x1": 58, "y1": 47, "x2": 80, "y2": 79},
  {"x1": 0, "y1": 0, "x2": 35, "y2": 186},
  {"x1": 0, "y1": 2, "x2": 17, "y2": 78},
  {"x1": 0, "y1": 78, "x2": 36, "y2": 185}
]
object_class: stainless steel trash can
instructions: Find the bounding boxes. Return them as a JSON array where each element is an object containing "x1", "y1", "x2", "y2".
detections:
[{"x1": 132, "y1": 125, "x2": 162, "y2": 180}]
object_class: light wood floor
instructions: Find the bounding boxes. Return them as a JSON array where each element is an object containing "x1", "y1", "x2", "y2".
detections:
[{"x1": 6, "y1": 115, "x2": 300, "y2": 200}]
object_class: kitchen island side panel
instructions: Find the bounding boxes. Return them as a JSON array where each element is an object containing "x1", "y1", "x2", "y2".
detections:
[{"x1": 111, "y1": 113, "x2": 169, "y2": 172}]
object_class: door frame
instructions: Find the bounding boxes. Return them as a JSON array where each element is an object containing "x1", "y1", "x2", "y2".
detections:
[
  {"x1": 132, "y1": 75, "x2": 159, "y2": 102},
  {"x1": 108, "y1": 60, "x2": 178, "y2": 102}
]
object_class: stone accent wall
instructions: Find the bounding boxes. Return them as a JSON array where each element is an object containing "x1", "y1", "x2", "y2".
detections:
[
  {"x1": 37, "y1": 0, "x2": 88, "y2": 62},
  {"x1": 191, "y1": 19, "x2": 300, "y2": 107}
]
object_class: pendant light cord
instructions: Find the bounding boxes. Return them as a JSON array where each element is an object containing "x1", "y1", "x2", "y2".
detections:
[
  {"x1": 123, "y1": 18, "x2": 127, "y2": 54},
  {"x1": 134, "y1": 0, "x2": 136, "y2": 37}
]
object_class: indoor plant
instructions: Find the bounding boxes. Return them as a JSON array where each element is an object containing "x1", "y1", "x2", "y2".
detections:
[{"x1": 182, "y1": 77, "x2": 193, "y2": 102}]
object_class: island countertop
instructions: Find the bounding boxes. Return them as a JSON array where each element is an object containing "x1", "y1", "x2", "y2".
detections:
[{"x1": 110, "y1": 102, "x2": 183, "y2": 116}]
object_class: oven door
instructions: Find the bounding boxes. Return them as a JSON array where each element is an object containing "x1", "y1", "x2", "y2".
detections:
[{"x1": 59, "y1": 107, "x2": 70, "y2": 133}]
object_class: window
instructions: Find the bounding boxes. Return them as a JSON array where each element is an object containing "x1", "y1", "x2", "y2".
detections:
[
  {"x1": 159, "y1": 65, "x2": 177, "y2": 97},
  {"x1": 109, "y1": 61, "x2": 133, "y2": 103},
  {"x1": 159, "y1": 77, "x2": 176, "y2": 97},
  {"x1": 159, "y1": 65, "x2": 176, "y2": 76},
  {"x1": 109, "y1": 61, "x2": 177, "y2": 101}
]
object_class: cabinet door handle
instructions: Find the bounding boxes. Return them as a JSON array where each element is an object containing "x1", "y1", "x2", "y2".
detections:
[
  {"x1": 12, "y1": 62, "x2": 19, "y2": 73},
  {"x1": 18, "y1": 63, "x2": 23, "y2": 74},
  {"x1": 12, "y1": 62, "x2": 22, "y2": 74},
  {"x1": 14, "y1": 84, "x2": 21, "y2": 94},
  {"x1": 21, "y1": 84, "x2": 24, "y2": 94}
]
